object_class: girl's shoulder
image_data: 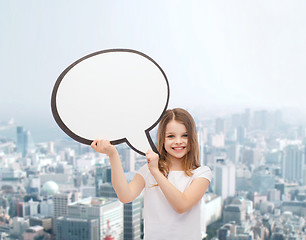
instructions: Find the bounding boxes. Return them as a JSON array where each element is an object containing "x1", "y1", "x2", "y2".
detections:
[
  {"x1": 192, "y1": 165, "x2": 213, "y2": 182},
  {"x1": 136, "y1": 163, "x2": 149, "y2": 178}
]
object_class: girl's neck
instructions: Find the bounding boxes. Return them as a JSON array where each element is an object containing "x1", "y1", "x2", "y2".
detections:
[{"x1": 168, "y1": 158, "x2": 184, "y2": 171}]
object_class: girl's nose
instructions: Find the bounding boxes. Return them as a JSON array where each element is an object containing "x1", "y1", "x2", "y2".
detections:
[{"x1": 175, "y1": 137, "x2": 183, "y2": 144}]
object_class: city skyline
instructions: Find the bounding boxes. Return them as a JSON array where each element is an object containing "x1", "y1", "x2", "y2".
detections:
[
  {"x1": 1, "y1": 0, "x2": 306, "y2": 143},
  {"x1": 1, "y1": 101, "x2": 305, "y2": 239},
  {"x1": 1, "y1": 106, "x2": 306, "y2": 144}
]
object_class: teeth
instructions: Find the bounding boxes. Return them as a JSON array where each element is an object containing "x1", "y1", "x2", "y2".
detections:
[{"x1": 173, "y1": 147, "x2": 184, "y2": 150}]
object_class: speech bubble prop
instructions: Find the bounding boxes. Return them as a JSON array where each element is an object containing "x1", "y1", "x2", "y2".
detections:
[{"x1": 51, "y1": 49, "x2": 169, "y2": 156}]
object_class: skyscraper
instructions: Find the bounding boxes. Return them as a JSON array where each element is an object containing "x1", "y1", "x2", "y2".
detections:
[
  {"x1": 54, "y1": 193, "x2": 73, "y2": 219},
  {"x1": 16, "y1": 126, "x2": 33, "y2": 157},
  {"x1": 231, "y1": 114, "x2": 242, "y2": 129},
  {"x1": 223, "y1": 204, "x2": 246, "y2": 224},
  {"x1": 227, "y1": 144, "x2": 240, "y2": 164},
  {"x1": 282, "y1": 145, "x2": 304, "y2": 183},
  {"x1": 241, "y1": 148, "x2": 263, "y2": 168},
  {"x1": 252, "y1": 110, "x2": 268, "y2": 131},
  {"x1": 215, "y1": 118, "x2": 225, "y2": 134},
  {"x1": 236, "y1": 126, "x2": 246, "y2": 145},
  {"x1": 197, "y1": 125, "x2": 208, "y2": 166},
  {"x1": 95, "y1": 164, "x2": 112, "y2": 196},
  {"x1": 241, "y1": 108, "x2": 251, "y2": 130},
  {"x1": 53, "y1": 192, "x2": 73, "y2": 235},
  {"x1": 214, "y1": 160, "x2": 236, "y2": 200},
  {"x1": 123, "y1": 196, "x2": 142, "y2": 240}
]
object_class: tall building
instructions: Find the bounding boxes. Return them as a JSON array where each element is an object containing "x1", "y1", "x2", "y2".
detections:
[
  {"x1": 40, "y1": 199, "x2": 54, "y2": 217},
  {"x1": 68, "y1": 197, "x2": 123, "y2": 240},
  {"x1": 241, "y1": 108, "x2": 251, "y2": 129},
  {"x1": 215, "y1": 118, "x2": 225, "y2": 134},
  {"x1": 123, "y1": 196, "x2": 142, "y2": 240},
  {"x1": 56, "y1": 217, "x2": 99, "y2": 240},
  {"x1": 303, "y1": 167, "x2": 306, "y2": 186},
  {"x1": 53, "y1": 192, "x2": 73, "y2": 235},
  {"x1": 252, "y1": 110, "x2": 268, "y2": 131},
  {"x1": 214, "y1": 160, "x2": 236, "y2": 200},
  {"x1": 16, "y1": 126, "x2": 33, "y2": 157},
  {"x1": 98, "y1": 183, "x2": 117, "y2": 199},
  {"x1": 47, "y1": 141, "x2": 55, "y2": 154},
  {"x1": 25, "y1": 199, "x2": 39, "y2": 217},
  {"x1": 227, "y1": 144, "x2": 240, "y2": 164},
  {"x1": 241, "y1": 148, "x2": 263, "y2": 168},
  {"x1": 54, "y1": 193, "x2": 73, "y2": 219},
  {"x1": 197, "y1": 125, "x2": 208, "y2": 166},
  {"x1": 236, "y1": 126, "x2": 246, "y2": 145},
  {"x1": 210, "y1": 134, "x2": 225, "y2": 148},
  {"x1": 95, "y1": 164, "x2": 112, "y2": 197},
  {"x1": 223, "y1": 204, "x2": 246, "y2": 224},
  {"x1": 273, "y1": 110, "x2": 283, "y2": 131},
  {"x1": 282, "y1": 145, "x2": 304, "y2": 183},
  {"x1": 202, "y1": 194, "x2": 222, "y2": 236},
  {"x1": 231, "y1": 114, "x2": 242, "y2": 129}
]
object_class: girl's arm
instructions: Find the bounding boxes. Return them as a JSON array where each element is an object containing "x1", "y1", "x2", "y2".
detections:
[
  {"x1": 91, "y1": 140, "x2": 145, "y2": 203},
  {"x1": 146, "y1": 150, "x2": 210, "y2": 214}
]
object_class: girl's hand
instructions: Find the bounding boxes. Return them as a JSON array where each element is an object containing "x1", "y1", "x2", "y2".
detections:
[
  {"x1": 146, "y1": 150, "x2": 159, "y2": 173},
  {"x1": 91, "y1": 139, "x2": 117, "y2": 156}
]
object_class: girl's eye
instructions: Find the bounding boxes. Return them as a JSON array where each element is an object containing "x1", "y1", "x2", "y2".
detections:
[
  {"x1": 167, "y1": 135, "x2": 174, "y2": 138},
  {"x1": 183, "y1": 134, "x2": 188, "y2": 138}
]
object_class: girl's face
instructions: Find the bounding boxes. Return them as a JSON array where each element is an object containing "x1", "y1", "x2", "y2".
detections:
[{"x1": 164, "y1": 120, "x2": 188, "y2": 161}]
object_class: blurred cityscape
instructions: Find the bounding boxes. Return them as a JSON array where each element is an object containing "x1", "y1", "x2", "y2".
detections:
[{"x1": 0, "y1": 108, "x2": 305, "y2": 240}]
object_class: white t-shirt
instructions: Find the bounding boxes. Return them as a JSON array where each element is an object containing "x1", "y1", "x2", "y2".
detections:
[{"x1": 136, "y1": 164, "x2": 212, "y2": 240}]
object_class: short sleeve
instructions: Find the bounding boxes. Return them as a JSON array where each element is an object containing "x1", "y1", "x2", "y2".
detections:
[
  {"x1": 192, "y1": 166, "x2": 212, "y2": 182},
  {"x1": 136, "y1": 163, "x2": 149, "y2": 180}
]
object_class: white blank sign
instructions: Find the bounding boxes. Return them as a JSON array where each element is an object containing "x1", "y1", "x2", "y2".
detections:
[{"x1": 51, "y1": 49, "x2": 169, "y2": 155}]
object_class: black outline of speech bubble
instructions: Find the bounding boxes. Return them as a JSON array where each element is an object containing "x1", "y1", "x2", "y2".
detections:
[{"x1": 51, "y1": 49, "x2": 170, "y2": 156}]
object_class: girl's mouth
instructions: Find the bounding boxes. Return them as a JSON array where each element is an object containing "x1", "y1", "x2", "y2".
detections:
[{"x1": 172, "y1": 147, "x2": 185, "y2": 150}]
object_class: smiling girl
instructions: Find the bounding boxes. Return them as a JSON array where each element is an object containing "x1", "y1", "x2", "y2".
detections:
[{"x1": 91, "y1": 108, "x2": 212, "y2": 240}]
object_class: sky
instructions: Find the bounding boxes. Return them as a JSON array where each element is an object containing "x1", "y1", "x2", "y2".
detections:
[{"x1": 1, "y1": 0, "x2": 306, "y2": 141}]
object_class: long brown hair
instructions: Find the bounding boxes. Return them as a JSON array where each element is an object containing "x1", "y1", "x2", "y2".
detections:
[{"x1": 157, "y1": 108, "x2": 200, "y2": 178}]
